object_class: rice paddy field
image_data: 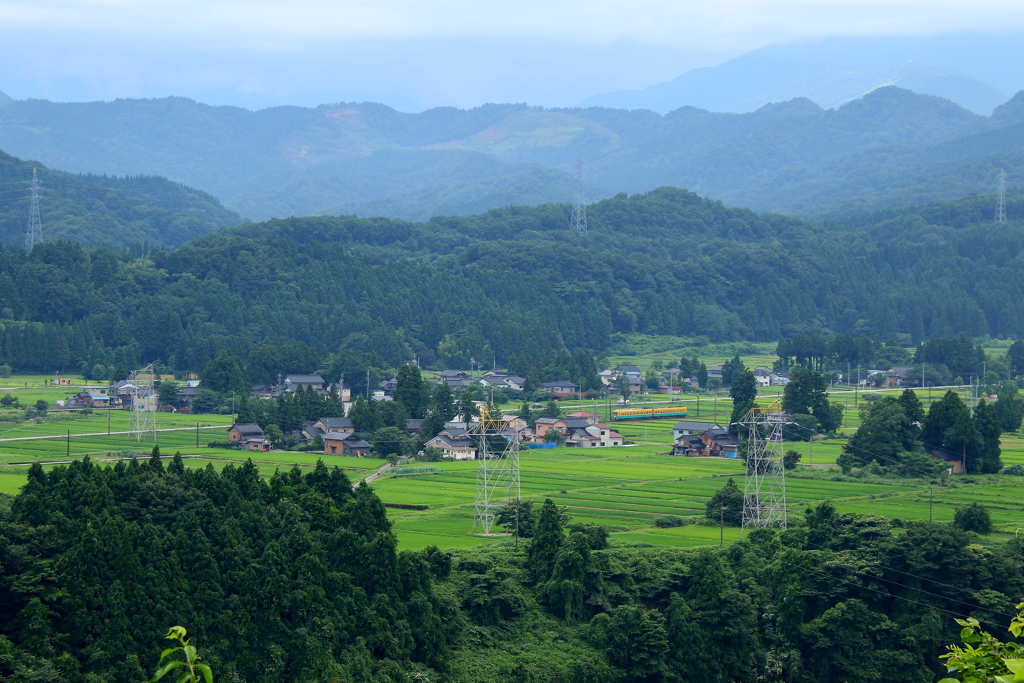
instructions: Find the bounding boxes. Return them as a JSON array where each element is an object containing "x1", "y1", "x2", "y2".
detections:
[{"x1": 0, "y1": 372, "x2": 1022, "y2": 552}]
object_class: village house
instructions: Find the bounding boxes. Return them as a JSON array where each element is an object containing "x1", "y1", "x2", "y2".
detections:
[
  {"x1": 479, "y1": 377, "x2": 510, "y2": 390},
  {"x1": 538, "y1": 381, "x2": 577, "y2": 399},
  {"x1": 672, "y1": 420, "x2": 724, "y2": 441},
  {"x1": 608, "y1": 377, "x2": 644, "y2": 396},
  {"x1": 613, "y1": 364, "x2": 642, "y2": 379},
  {"x1": 424, "y1": 427, "x2": 478, "y2": 460},
  {"x1": 927, "y1": 448, "x2": 965, "y2": 474},
  {"x1": 313, "y1": 416, "x2": 356, "y2": 434},
  {"x1": 670, "y1": 420, "x2": 738, "y2": 457},
  {"x1": 227, "y1": 423, "x2": 271, "y2": 452},
  {"x1": 438, "y1": 370, "x2": 472, "y2": 384},
  {"x1": 323, "y1": 432, "x2": 372, "y2": 457},
  {"x1": 282, "y1": 374, "x2": 326, "y2": 394},
  {"x1": 566, "y1": 410, "x2": 600, "y2": 425},
  {"x1": 176, "y1": 386, "x2": 206, "y2": 411},
  {"x1": 66, "y1": 386, "x2": 112, "y2": 408},
  {"x1": 753, "y1": 366, "x2": 773, "y2": 387},
  {"x1": 565, "y1": 423, "x2": 625, "y2": 448},
  {"x1": 533, "y1": 417, "x2": 567, "y2": 438},
  {"x1": 503, "y1": 375, "x2": 526, "y2": 391}
]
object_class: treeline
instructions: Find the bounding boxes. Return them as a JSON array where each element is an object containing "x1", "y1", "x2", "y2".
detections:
[
  {"x1": 2, "y1": 189, "x2": 1024, "y2": 375},
  {"x1": 2, "y1": 460, "x2": 1022, "y2": 682},
  {"x1": 776, "y1": 332, "x2": 1013, "y2": 386}
]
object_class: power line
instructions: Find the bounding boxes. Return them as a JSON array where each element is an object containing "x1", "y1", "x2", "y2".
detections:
[
  {"x1": 779, "y1": 560, "x2": 1013, "y2": 631},
  {"x1": 794, "y1": 537, "x2": 1019, "y2": 619}
]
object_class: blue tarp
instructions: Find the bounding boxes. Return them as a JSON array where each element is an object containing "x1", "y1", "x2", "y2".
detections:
[{"x1": 528, "y1": 442, "x2": 557, "y2": 449}]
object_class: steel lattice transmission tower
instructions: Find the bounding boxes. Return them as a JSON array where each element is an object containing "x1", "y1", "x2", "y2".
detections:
[
  {"x1": 127, "y1": 364, "x2": 158, "y2": 443},
  {"x1": 570, "y1": 151, "x2": 587, "y2": 240},
  {"x1": 739, "y1": 401, "x2": 791, "y2": 530},
  {"x1": 25, "y1": 168, "x2": 42, "y2": 252},
  {"x1": 996, "y1": 169, "x2": 1007, "y2": 223},
  {"x1": 472, "y1": 407, "x2": 521, "y2": 534}
]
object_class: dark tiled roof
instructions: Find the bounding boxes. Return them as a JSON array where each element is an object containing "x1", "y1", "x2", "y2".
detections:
[
  {"x1": 317, "y1": 417, "x2": 355, "y2": 430},
  {"x1": 284, "y1": 374, "x2": 325, "y2": 384},
  {"x1": 672, "y1": 420, "x2": 722, "y2": 432},
  {"x1": 232, "y1": 423, "x2": 264, "y2": 435}
]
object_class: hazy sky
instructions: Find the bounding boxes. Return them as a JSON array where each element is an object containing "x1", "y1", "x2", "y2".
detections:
[{"x1": 2, "y1": 0, "x2": 1024, "y2": 110}]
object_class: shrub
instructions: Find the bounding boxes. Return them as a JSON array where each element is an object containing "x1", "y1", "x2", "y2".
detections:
[
  {"x1": 953, "y1": 502, "x2": 993, "y2": 534},
  {"x1": 654, "y1": 515, "x2": 685, "y2": 528},
  {"x1": 783, "y1": 450, "x2": 801, "y2": 469},
  {"x1": 1003, "y1": 464, "x2": 1024, "y2": 476}
]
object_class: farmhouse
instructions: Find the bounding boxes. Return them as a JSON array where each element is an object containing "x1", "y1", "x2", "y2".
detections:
[
  {"x1": 323, "y1": 432, "x2": 372, "y2": 457},
  {"x1": 424, "y1": 429, "x2": 478, "y2": 460},
  {"x1": 282, "y1": 374, "x2": 326, "y2": 392},
  {"x1": 538, "y1": 381, "x2": 577, "y2": 399},
  {"x1": 227, "y1": 423, "x2": 271, "y2": 451},
  {"x1": 566, "y1": 423, "x2": 624, "y2": 448}
]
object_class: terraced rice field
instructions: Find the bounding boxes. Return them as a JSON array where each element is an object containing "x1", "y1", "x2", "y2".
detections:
[{"x1": 0, "y1": 376, "x2": 1021, "y2": 552}]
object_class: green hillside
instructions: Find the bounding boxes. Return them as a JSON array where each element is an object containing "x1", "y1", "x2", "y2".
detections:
[
  {"x1": 0, "y1": 187, "x2": 1021, "y2": 382},
  {"x1": 0, "y1": 151, "x2": 239, "y2": 249},
  {"x1": 0, "y1": 87, "x2": 1021, "y2": 221}
]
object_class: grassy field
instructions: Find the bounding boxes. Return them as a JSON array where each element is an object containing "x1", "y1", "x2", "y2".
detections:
[{"x1": 0, "y1": 372, "x2": 1022, "y2": 552}]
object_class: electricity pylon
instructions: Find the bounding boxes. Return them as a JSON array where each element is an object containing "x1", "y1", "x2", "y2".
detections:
[
  {"x1": 739, "y1": 401, "x2": 791, "y2": 530},
  {"x1": 570, "y1": 151, "x2": 587, "y2": 241},
  {"x1": 996, "y1": 169, "x2": 1007, "y2": 223},
  {"x1": 127, "y1": 364, "x2": 157, "y2": 443},
  {"x1": 25, "y1": 168, "x2": 42, "y2": 251},
  {"x1": 472, "y1": 407, "x2": 521, "y2": 534}
]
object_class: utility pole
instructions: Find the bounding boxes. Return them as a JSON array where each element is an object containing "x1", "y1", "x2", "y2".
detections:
[
  {"x1": 196, "y1": 421, "x2": 200, "y2": 447},
  {"x1": 929, "y1": 489, "x2": 933, "y2": 523},
  {"x1": 107, "y1": 407, "x2": 111, "y2": 435},
  {"x1": 996, "y1": 169, "x2": 1007, "y2": 223},
  {"x1": 720, "y1": 505, "x2": 725, "y2": 547},
  {"x1": 366, "y1": 369, "x2": 370, "y2": 398},
  {"x1": 515, "y1": 503, "x2": 520, "y2": 552},
  {"x1": 66, "y1": 430, "x2": 70, "y2": 459}
]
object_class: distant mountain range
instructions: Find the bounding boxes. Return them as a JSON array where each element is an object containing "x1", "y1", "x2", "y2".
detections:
[
  {"x1": 1, "y1": 86, "x2": 1022, "y2": 222},
  {"x1": 581, "y1": 35, "x2": 1023, "y2": 116}
]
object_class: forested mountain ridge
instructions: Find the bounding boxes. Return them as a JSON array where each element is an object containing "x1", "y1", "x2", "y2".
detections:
[
  {"x1": 0, "y1": 150, "x2": 240, "y2": 249},
  {"x1": 1, "y1": 87, "x2": 1022, "y2": 221},
  {"x1": 0, "y1": 187, "x2": 1022, "y2": 381}
]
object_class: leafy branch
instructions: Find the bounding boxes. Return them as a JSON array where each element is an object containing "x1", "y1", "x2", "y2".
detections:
[
  {"x1": 939, "y1": 601, "x2": 1024, "y2": 683},
  {"x1": 148, "y1": 626, "x2": 213, "y2": 683}
]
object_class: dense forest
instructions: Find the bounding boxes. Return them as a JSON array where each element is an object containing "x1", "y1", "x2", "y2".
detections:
[
  {"x1": 0, "y1": 151, "x2": 239, "y2": 249},
  {"x1": 0, "y1": 187, "x2": 1022, "y2": 379},
  {"x1": 0, "y1": 456, "x2": 1021, "y2": 682},
  {"x1": 1, "y1": 87, "x2": 1023, "y2": 221}
]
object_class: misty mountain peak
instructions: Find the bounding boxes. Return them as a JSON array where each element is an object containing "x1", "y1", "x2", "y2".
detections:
[
  {"x1": 990, "y1": 90, "x2": 1024, "y2": 127},
  {"x1": 753, "y1": 97, "x2": 823, "y2": 120},
  {"x1": 0, "y1": 90, "x2": 12, "y2": 107}
]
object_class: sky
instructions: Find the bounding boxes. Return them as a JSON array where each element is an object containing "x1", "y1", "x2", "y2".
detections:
[{"x1": 2, "y1": 0, "x2": 1024, "y2": 110}]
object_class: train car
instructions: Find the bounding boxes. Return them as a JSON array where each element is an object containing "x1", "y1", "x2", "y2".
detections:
[{"x1": 612, "y1": 406, "x2": 688, "y2": 421}]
